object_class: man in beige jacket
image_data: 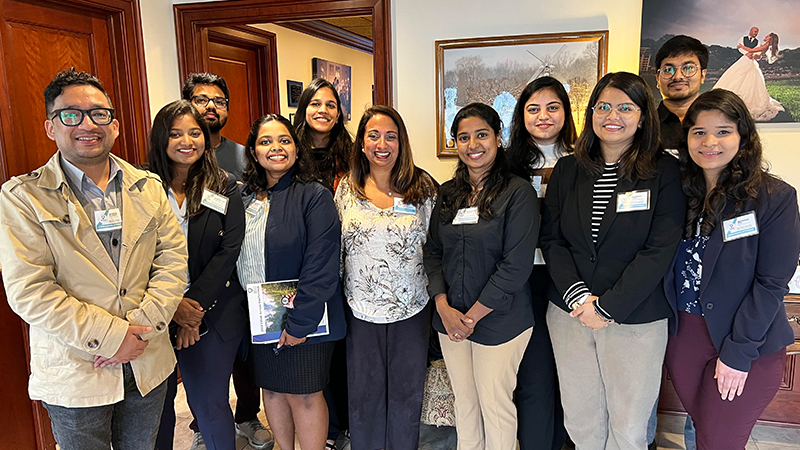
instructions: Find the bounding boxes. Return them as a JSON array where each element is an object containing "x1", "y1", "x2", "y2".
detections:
[{"x1": 0, "y1": 68, "x2": 188, "y2": 450}]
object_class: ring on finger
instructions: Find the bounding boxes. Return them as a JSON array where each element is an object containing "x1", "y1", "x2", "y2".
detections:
[{"x1": 454, "y1": 333, "x2": 460, "y2": 338}]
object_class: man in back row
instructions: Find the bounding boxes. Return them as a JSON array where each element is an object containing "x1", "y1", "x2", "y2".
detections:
[{"x1": 0, "y1": 68, "x2": 188, "y2": 449}]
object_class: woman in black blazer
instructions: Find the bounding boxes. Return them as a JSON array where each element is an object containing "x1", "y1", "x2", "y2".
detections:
[
  {"x1": 664, "y1": 89, "x2": 800, "y2": 449},
  {"x1": 148, "y1": 100, "x2": 247, "y2": 450},
  {"x1": 540, "y1": 72, "x2": 686, "y2": 449}
]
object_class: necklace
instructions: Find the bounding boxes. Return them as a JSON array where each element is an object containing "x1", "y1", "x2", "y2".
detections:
[{"x1": 368, "y1": 176, "x2": 393, "y2": 197}]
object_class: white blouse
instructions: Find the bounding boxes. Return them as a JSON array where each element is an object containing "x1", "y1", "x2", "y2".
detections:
[{"x1": 334, "y1": 176, "x2": 435, "y2": 323}]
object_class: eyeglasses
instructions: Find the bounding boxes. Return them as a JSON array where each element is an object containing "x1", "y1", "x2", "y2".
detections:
[
  {"x1": 191, "y1": 95, "x2": 228, "y2": 109},
  {"x1": 49, "y1": 108, "x2": 115, "y2": 126},
  {"x1": 592, "y1": 102, "x2": 641, "y2": 117},
  {"x1": 658, "y1": 63, "x2": 700, "y2": 79}
]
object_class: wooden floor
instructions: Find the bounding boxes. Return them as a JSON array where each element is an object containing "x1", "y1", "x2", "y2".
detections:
[{"x1": 170, "y1": 381, "x2": 800, "y2": 450}]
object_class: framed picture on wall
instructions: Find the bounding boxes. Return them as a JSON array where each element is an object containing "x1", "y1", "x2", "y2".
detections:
[
  {"x1": 640, "y1": 0, "x2": 799, "y2": 124},
  {"x1": 435, "y1": 31, "x2": 608, "y2": 156},
  {"x1": 287, "y1": 80, "x2": 303, "y2": 108},
  {"x1": 312, "y1": 57, "x2": 352, "y2": 121}
]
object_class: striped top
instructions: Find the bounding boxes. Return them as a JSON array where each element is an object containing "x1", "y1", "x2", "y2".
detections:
[
  {"x1": 236, "y1": 197, "x2": 270, "y2": 288},
  {"x1": 591, "y1": 162, "x2": 619, "y2": 243}
]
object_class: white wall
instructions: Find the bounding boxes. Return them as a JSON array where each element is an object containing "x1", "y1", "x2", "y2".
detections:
[
  {"x1": 251, "y1": 23, "x2": 373, "y2": 128},
  {"x1": 139, "y1": 0, "x2": 800, "y2": 193}
]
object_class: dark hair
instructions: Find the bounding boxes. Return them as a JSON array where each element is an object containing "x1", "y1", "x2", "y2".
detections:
[
  {"x1": 146, "y1": 100, "x2": 228, "y2": 217},
  {"x1": 440, "y1": 103, "x2": 511, "y2": 221},
  {"x1": 292, "y1": 78, "x2": 353, "y2": 190},
  {"x1": 44, "y1": 67, "x2": 112, "y2": 114},
  {"x1": 243, "y1": 114, "x2": 318, "y2": 192},
  {"x1": 574, "y1": 72, "x2": 662, "y2": 180},
  {"x1": 349, "y1": 105, "x2": 437, "y2": 206},
  {"x1": 181, "y1": 72, "x2": 230, "y2": 101},
  {"x1": 506, "y1": 76, "x2": 577, "y2": 180},
  {"x1": 654, "y1": 35, "x2": 709, "y2": 70},
  {"x1": 768, "y1": 33, "x2": 779, "y2": 56},
  {"x1": 679, "y1": 89, "x2": 769, "y2": 238}
]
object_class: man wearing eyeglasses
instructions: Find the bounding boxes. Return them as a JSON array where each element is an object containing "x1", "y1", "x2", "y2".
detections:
[
  {"x1": 645, "y1": 35, "x2": 709, "y2": 450},
  {"x1": 0, "y1": 68, "x2": 188, "y2": 450},
  {"x1": 181, "y1": 73, "x2": 247, "y2": 181},
  {"x1": 654, "y1": 35, "x2": 709, "y2": 152}
]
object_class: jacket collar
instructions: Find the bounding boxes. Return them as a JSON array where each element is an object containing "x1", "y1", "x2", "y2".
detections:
[
  {"x1": 270, "y1": 165, "x2": 297, "y2": 193},
  {"x1": 37, "y1": 152, "x2": 149, "y2": 194}
]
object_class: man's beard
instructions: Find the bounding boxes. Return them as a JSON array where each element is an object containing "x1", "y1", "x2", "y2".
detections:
[{"x1": 205, "y1": 116, "x2": 226, "y2": 133}]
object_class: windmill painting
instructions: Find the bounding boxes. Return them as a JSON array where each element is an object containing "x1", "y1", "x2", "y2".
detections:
[{"x1": 435, "y1": 31, "x2": 608, "y2": 156}]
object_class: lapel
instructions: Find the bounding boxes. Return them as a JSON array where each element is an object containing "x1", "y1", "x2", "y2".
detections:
[
  {"x1": 116, "y1": 158, "x2": 160, "y2": 282},
  {"x1": 576, "y1": 168, "x2": 597, "y2": 253},
  {"x1": 188, "y1": 209, "x2": 210, "y2": 261},
  {"x1": 595, "y1": 175, "x2": 638, "y2": 246}
]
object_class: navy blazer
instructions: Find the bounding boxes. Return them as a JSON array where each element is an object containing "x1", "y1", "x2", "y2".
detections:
[
  {"x1": 185, "y1": 173, "x2": 247, "y2": 342},
  {"x1": 541, "y1": 153, "x2": 686, "y2": 323},
  {"x1": 665, "y1": 179, "x2": 800, "y2": 372},
  {"x1": 243, "y1": 168, "x2": 345, "y2": 344}
]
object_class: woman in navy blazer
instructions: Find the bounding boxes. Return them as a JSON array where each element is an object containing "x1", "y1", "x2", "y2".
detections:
[
  {"x1": 540, "y1": 72, "x2": 686, "y2": 449},
  {"x1": 148, "y1": 100, "x2": 248, "y2": 450},
  {"x1": 237, "y1": 114, "x2": 345, "y2": 450},
  {"x1": 664, "y1": 89, "x2": 800, "y2": 449}
]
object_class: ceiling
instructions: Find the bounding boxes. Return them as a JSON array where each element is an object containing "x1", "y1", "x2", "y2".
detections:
[{"x1": 319, "y1": 16, "x2": 373, "y2": 41}]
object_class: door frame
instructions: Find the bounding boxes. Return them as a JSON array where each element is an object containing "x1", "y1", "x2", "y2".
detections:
[
  {"x1": 0, "y1": 0, "x2": 151, "y2": 183},
  {"x1": 174, "y1": 0, "x2": 393, "y2": 106}
]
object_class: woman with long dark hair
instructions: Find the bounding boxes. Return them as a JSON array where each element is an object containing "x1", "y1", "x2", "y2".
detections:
[
  {"x1": 424, "y1": 103, "x2": 538, "y2": 450},
  {"x1": 540, "y1": 72, "x2": 686, "y2": 449},
  {"x1": 149, "y1": 100, "x2": 247, "y2": 450},
  {"x1": 664, "y1": 89, "x2": 799, "y2": 449},
  {"x1": 506, "y1": 76, "x2": 575, "y2": 450},
  {"x1": 336, "y1": 105, "x2": 438, "y2": 450},
  {"x1": 237, "y1": 114, "x2": 345, "y2": 450},
  {"x1": 293, "y1": 78, "x2": 354, "y2": 192}
]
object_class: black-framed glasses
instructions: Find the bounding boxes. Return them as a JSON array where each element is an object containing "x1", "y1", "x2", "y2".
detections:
[
  {"x1": 658, "y1": 63, "x2": 700, "y2": 79},
  {"x1": 49, "y1": 108, "x2": 115, "y2": 127},
  {"x1": 191, "y1": 95, "x2": 228, "y2": 109},
  {"x1": 592, "y1": 102, "x2": 641, "y2": 117}
]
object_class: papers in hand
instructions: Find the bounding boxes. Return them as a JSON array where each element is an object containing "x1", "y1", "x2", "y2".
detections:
[{"x1": 246, "y1": 279, "x2": 329, "y2": 344}]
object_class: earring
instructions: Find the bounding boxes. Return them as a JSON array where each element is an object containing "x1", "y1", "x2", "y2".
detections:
[{"x1": 362, "y1": 148, "x2": 366, "y2": 153}]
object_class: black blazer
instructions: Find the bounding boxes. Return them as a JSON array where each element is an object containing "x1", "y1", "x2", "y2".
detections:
[
  {"x1": 665, "y1": 179, "x2": 800, "y2": 372},
  {"x1": 184, "y1": 173, "x2": 247, "y2": 342},
  {"x1": 541, "y1": 154, "x2": 686, "y2": 323}
]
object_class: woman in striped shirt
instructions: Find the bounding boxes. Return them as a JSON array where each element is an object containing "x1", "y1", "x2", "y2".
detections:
[{"x1": 540, "y1": 72, "x2": 685, "y2": 449}]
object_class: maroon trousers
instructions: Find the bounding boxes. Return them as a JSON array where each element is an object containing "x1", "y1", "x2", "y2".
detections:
[{"x1": 665, "y1": 312, "x2": 785, "y2": 450}]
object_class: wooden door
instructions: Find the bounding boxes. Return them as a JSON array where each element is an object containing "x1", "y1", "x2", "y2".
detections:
[
  {"x1": 0, "y1": 1, "x2": 150, "y2": 448},
  {"x1": 208, "y1": 37, "x2": 260, "y2": 145}
]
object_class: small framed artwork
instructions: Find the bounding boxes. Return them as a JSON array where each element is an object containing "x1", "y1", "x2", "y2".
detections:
[
  {"x1": 312, "y1": 57, "x2": 352, "y2": 121},
  {"x1": 435, "y1": 31, "x2": 608, "y2": 156},
  {"x1": 287, "y1": 80, "x2": 303, "y2": 108}
]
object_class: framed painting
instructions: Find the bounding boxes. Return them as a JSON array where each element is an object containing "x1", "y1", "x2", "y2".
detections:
[
  {"x1": 312, "y1": 57, "x2": 352, "y2": 121},
  {"x1": 435, "y1": 31, "x2": 608, "y2": 156},
  {"x1": 287, "y1": 80, "x2": 303, "y2": 108}
]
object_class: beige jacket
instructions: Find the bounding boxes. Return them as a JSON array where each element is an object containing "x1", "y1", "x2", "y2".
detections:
[{"x1": 0, "y1": 153, "x2": 188, "y2": 407}]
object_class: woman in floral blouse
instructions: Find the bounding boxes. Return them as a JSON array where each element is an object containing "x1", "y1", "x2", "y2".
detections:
[{"x1": 335, "y1": 105, "x2": 438, "y2": 450}]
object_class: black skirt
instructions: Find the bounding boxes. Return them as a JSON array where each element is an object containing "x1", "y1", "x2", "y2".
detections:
[{"x1": 252, "y1": 341, "x2": 335, "y2": 394}]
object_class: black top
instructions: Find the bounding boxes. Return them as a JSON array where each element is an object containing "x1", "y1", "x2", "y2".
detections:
[
  {"x1": 424, "y1": 176, "x2": 539, "y2": 345},
  {"x1": 541, "y1": 154, "x2": 686, "y2": 324},
  {"x1": 664, "y1": 179, "x2": 800, "y2": 372},
  {"x1": 186, "y1": 173, "x2": 247, "y2": 342},
  {"x1": 658, "y1": 102, "x2": 683, "y2": 151},
  {"x1": 216, "y1": 137, "x2": 247, "y2": 182}
]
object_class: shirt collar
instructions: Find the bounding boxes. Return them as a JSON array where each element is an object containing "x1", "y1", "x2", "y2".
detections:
[{"x1": 59, "y1": 153, "x2": 122, "y2": 190}]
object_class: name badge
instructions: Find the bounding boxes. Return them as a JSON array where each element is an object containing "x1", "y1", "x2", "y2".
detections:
[
  {"x1": 201, "y1": 189, "x2": 229, "y2": 215},
  {"x1": 393, "y1": 197, "x2": 416, "y2": 215},
  {"x1": 245, "y1": 199, "x2": 264, "y2": 216},
  {"x1": 616, "y1": 189, "x2": 650, "y2": 213},
  {"x1": 453, "y1": 206, "x2": 479, "y2": 225},
  {"x1": 722, "y1": 211, "x2": 759, "y2": 242},
  {"x1": 94, "y1": 208, "x2": 122, "y2": 232},
  {"x1": 532, "y1": 176, "x2": 544, "y2": 198}
]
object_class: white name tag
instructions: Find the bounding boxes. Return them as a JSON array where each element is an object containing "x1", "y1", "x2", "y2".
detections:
[
  {"x1": 94, "y1": 208, "x2": 122, "y2": 232},
  {"x1": 201, "y1": 189, "x2": 229, "y2": 215},
  {"x1": 393, "y1": 197, "x2": 416, "y2": 215},
  {"x1": 532, "y1": 176, "x2": 544, "y2": 198},
  {"x1": 722, "y1": 211, "x2": 759, "y2": 242},
  {"x1": 245, "y1": 199, "x2": 264, "y2": 216},
  {"x1": 616, "y1": 189, "x2": 650, "y2": 213},
  {"x1": 453, "y1": 206, "x2": 479, "y2": 225}
]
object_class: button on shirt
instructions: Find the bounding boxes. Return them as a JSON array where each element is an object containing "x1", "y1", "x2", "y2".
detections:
[{"x1": 60, "y1": 155, "x2": 123, "y2": 268}]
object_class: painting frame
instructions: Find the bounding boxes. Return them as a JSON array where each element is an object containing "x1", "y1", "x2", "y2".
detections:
[
  {"x1": 435, "y1": 31, "x2": 609, "y2": 156},
  {"x1": 287, "y1": 80, "x2": 303, "y2": 108}
]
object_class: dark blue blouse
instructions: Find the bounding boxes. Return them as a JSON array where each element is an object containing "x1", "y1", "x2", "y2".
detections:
[{"x1": 674, "y1": 234, "x2": 709, "y2": 316}]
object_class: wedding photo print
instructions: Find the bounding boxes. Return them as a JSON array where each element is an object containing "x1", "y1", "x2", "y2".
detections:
[{"x1": 640, "y1": 0, "x2": 800, "y2": 123}]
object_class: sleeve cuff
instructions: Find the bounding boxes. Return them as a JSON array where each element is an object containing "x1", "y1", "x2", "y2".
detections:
[
  {"x1": 594, "y1": 299, "x2": 614, "y2": 321},
  {"x1": 564, "y1": 281, "x2": 590, "y2": 310}
]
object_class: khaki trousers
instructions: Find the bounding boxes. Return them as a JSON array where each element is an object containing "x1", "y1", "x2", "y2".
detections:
[
  {"x1": 439, "y1": 328, "x2": 532, "y2": 450},
  {"x1": 547, "y1": 303, "x2": 667, "y2": 450}
]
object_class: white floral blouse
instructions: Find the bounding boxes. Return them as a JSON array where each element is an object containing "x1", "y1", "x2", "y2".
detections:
[{"x1": 334, "y1": 176, "x2": 435, "y2": 323}]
